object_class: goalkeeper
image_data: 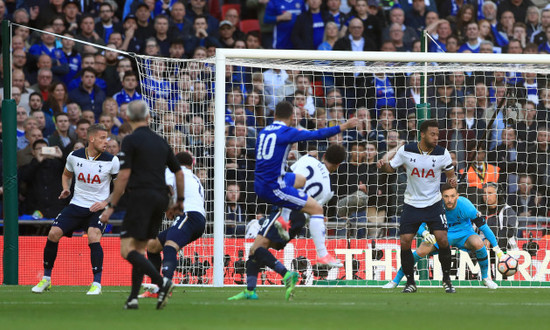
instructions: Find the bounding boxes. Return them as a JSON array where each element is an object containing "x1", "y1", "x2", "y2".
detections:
[{"x1": 383, "y1": 184, "x2": 504, "y2": 290}]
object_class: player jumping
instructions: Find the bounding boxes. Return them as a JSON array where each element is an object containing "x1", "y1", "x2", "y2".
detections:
[
  {"x1": 383, "y1": 184, "x2": 504, "y2": 290},
  {"x1": 228, "y1": 144, "x2": 347, "y2": 300},
  {"x1": 32, "y1": 124, "x2": 119, "y2": 295},
  {"x1": 254, "y1": 101, "x2": 356, "y2": 267}
]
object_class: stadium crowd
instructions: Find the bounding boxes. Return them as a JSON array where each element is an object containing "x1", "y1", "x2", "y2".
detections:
[{"x1": 0, "y1": 0, "x2": 549, "y2": 243}]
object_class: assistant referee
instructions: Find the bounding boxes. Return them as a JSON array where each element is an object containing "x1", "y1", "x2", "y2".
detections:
[{"x1": 101, "y1": 100, "x2": 184, "y2": 310}]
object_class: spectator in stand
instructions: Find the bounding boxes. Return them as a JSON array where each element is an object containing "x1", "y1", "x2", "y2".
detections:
[
  {"x1": 497, "y1": 0, "x2": 533, "y2": 24},
  {"x1": 325, "y1": 0, "x2": 346, "y2": 29},
  {"x1": 463, "y1": 94, "x2": 486, "y2": 140},
  {"x1": 98, "y1": 113, "x2": 118, "y2": 141},
  {"x1": 106, "y1": 139, "x2": 120, "y2": 156},
  {"x1": 507, "y1": 174, "x2": 548, "y2": 217},
  {"x1": 62, "y1": 0, "x2": 80, "y2": 33},
  {"x1": 169, "y1": 0, "x2": 193, "y2": 36},
  {"x1": 317, "y1": 21, "x2": 339, "y2": 50},
  {"x1": 516, "y1": 100, "x2": 538, "y2": 142},
  {"x1": 405, "y1": 0, "x2": 432, "y2": 38},
  {"x1": 120, "y1": 14, "x2": 143, "y2": 53},
  {"x1": 263, "y1": 68, "x2": 288, "y2": 115},
  {"x1": 439, "y1": 106, "x2": 476, "y2": 171},
  {"x1": 244, "y1": 88, "x2": 266, "y2": 129},
  {"x1": 429, "y1": 74, "x2": 458, "y2": 126},
  {"x1": 246, "y1": 0, "x2": 274, "y2": 48},
  {"x1": 291, "y1": 0, "x2": 332, "y2": 50},
  {"x1": 512, "y1": 22, "x2": 528, "y2": 48},
  {"x1": 75, "y1": 14, "x2": 105, "y2": 54},
  {"x1": 28, "y1": 54, "x2": 68, "y2": 87},
  {"x1": 48, "y1": 112, "x2": 75, "y2": 157},
  {"x1": 186, "y1": 0, "x2": 220, "y2": 37},
  {"x1": 134, "y1": 3, "x2": 155, "y2": 41},
  {"x1": 168, "y1": 38, "x2": 187, "y2": 59},
  {"x1": 454, "y1": 4, "x2": 477, "y2": 44},
  {"x1": 19, "y1": 139, "x2": 67, "y2": 218},
  {"x1": 30, "y1": 68, "x2": 53, "y2": 102},
  {"x1": 184, "y1": 15, "x2": 223, "y2": 56},
  {"x1": 525, "y1": 125, "x2": 550, "y2": 197},
  {"x1": 66, "y1": 102, "x2": 81, "y2": 130},
  {"x1": 537, "y1": 25, "x2": 550, "y2": 53},
  {"x1": 245, "y1": 31, "x2": 262, "y2": 49},
  {"x1": 59, "y1": 32, "x2": 82, "y2": 86},
  {"x1": 387, "y1": 23, "x2": 411, "y2": 51},
  {"x1": 499, "y1": 10, "x2": 516, "y2": 40},
  {"x1": 29, "y1": 92, "x2": 44, "y2": 113},
  {"x1": 264, "y1": 0, "x2": 304, "y2": 49},
  {"x1": 68, "y1": 54, "x2": 107, "y2": 93},
  {"x1": 31, "y1": 110, "x2": 54, "y2": 139},
  {"x1": 224, "y1": 8, "x2": 245, "y2": 40},
  {"x1": 225, "y1": 182, "x2": 248, "y2": 237},
  {"x1": 8, "y1": 69, "x2": 31, "y2": 112},
  {"x1": 481, "y1": 1, "x2": 510, "y2": 49},
  {"x1": 340, "y1": 0, "x2": 383, "y2": 48},
  {"x1": 68, "y1": 68, "x2": 107, "y2": 119},
  {"x1": 17, "y1": 128, "x2": 44, "y2": 168},
  {"x1": 525, "y1": 6, "x2": 541, "y2": 39},
  {"x1": 28, "y1": 25, "x2": 66, "y2": 65},
  {"x1": 16, "y1": 107, "x2": 28, "y2": 139},
  {"x1": 396, "y1": 72, "x2": 421, "y2": 117},
  {"x1": 74, "y1": 118, "x2": 91, "y2": 144},
  {"x1": 95, "y1": 2, "x2": 122, "y2": 43},
  {"x1": 153, "y1": 14, "x2": 175, "y2": 56},
  {"x1": 531, "y1": 9, "x2": 550, "y2": 45},
  {"x1": 459, "y1": 21, "x2": 482, "y2": 53},
  {"x1": 218, "y1": 20, "x2": 237, "y2": 48},
  {"x1": 426, "y1": 19, "x2": 452, "y2": 52},
  {"x1": 113, "y1": 71, "x2": 142, "y2": 106},
  {"x1": 102, "y1": 98, "x2": 123, "y2": 134},
  {"x1": 43, "y1": 82, "x2": 69, "y2": 119}
]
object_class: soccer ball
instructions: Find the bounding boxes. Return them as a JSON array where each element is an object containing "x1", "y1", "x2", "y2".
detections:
[{"x1": 497, "y1": 255, "x2": 518, "y2": 277}]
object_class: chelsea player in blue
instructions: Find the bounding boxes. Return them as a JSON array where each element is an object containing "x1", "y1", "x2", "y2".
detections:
[
  {"x1": 383, "y1": 184, "x2": 505, "y2": 290},
  {"x1": 254, "y1": 101, "x2": 357, "y2": 243}
]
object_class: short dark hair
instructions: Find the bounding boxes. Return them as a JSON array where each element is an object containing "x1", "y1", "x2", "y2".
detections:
[
  {"x1": 87, "y1": 123, "x2": 108, "y2": 137},
  {"x1": 123, "y1": 71, "x2": 137, "y2": 80},
  {"x1": 419, "y1": 119, "x2": 438, "y2": 133},
  {"x1": 325, "y1": 144, "x2": 346, "y2": 165},
  {"x1": 76, "y1": 118, "x2": 91, "y2": 127},
  {"x1": 55, "y1": 112, "x2": 69, "y2": 121},
  {"x1": 81, "y1": 67, "x2": 97, "y2": 77},
  {"x1": 176, "y1": 151, "x2": 194, "y2": 166},
  {"x1": 33, "y1": 139, "x2": 49, "y2": 149},
  {"x1": 274, "y1": 101, "x2": 293, "y2": 119},
  {"x1": 441, "y1": 183, "x2": 457, "y2": 193}
]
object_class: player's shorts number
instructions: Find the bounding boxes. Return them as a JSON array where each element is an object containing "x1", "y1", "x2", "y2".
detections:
[
  {"x1": 257, "y1": 133, "x2": 276, "y2": 160},
  {"x1": 440, "y1": 214, "x2": 448, "y2": 228}
]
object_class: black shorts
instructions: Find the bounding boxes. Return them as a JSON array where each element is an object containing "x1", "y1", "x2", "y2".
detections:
[
  {"x1": 121, "y1": 189, "x2": 170, "y2": 240},
  {"x1": 399, "y1": 200, "x2": 447, "y2": 235},
  {"x1": 157, "y1": 212, "x2": 206, "y2": 248},
  {"x1": 53, "y1": 204, "x2": 105, "y2": 237}
]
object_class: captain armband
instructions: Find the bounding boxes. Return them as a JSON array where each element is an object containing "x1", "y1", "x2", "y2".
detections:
[{"x1": 472, "y1": 216, "x2": 486, "y2": 228}]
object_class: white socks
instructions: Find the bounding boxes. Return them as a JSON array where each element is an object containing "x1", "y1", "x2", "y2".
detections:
[{"x1": 309, "y1": 215, "x2": 328, "y2": 258}]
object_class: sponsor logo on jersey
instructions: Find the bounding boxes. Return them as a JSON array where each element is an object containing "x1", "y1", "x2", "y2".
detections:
[
  {"x1": 77, "y1": 173, "x2": 102, "y2": 184},
  {"x1": 410, "y1": 168, "x2": 435, "y2": 178}
]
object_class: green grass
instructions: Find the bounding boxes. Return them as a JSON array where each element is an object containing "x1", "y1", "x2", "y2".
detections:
[{"x1": 1, "y1": 285, "x2": 549, "y2": 329}]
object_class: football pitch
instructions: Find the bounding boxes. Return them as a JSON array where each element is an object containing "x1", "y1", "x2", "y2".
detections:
[{"x1": 1, "y1": 286, "x2": 549, "y2": 329}]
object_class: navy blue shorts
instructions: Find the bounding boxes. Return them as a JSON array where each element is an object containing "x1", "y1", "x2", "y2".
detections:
[
  {"x1": 157, "y1": 212, "x2": 206, "y2": 248},
  {"x1": 400, "y1": 200, "x2": 447, "y2": 235},
  {"x1": 255, "y1": 173, "x2": 308, "y2": 211},
  {"x1": 52, "y1": 204, "x2": 105, "y2": 237},
  {"x1": 258, "y1": 209, "x2": 306, "y2": 250}
]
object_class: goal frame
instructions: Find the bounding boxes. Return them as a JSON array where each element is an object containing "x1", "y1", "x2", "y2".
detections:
[{"x1": 212, "y1": 49, "x2": 550, "y2": 287}]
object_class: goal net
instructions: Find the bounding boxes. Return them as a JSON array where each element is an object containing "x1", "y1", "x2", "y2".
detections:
[{"x1": 133, "y1": 49, "x2": 550, "y2": 287}]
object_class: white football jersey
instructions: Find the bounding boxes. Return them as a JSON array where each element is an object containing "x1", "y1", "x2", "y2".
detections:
[
  {"x1": 165, "y1": 166, "x2": 206, "y2": 217},
  {"x1": 390, "y1": 143, "x2": 453, "y2": 208},
  {"x1": 291, "y1": 155, "x2": 333, "y2": 206},
  {"x1": 66, "y1": 148, "x2": 120, "y2": 208}
]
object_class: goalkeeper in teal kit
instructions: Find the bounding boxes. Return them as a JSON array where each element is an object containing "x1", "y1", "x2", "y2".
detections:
[{"x1": 383, "y1": 184, "x2": 505, "y2": 289}]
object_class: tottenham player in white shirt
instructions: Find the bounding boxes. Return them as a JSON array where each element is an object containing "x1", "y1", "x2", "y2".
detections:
[
  {"x1": 139, "y1": 151, "x2": 206, "y2": 298},
  {"x1": 288, "y1": 145, "x2": 346, "y2": 267},
  {"x1": 378, "y1": 120, "x2": 457, "y2": 293},
  {"x1": 32, "y1": 124, "x2": 120, "y2": 295}
]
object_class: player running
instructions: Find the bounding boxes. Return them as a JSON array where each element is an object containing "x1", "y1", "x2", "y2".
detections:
[
  {"x1": 378, "y1": 119, "x2": 457, "y2": 293},
  {"x1": 32, "y1": 124, "x2": 119, "y2": 295},
  {"x1": 138, "y1": 151, "x2": 206, "y2": 298},
  {"x1": 254, "y1": 101, "x2": 356, "y2": 266},
  {"x1": 228, "y1": 144, "x2": 347, "y2": 300},
  {"x1": 383, "y1": 184, "x2": 505, "y2": 290}
]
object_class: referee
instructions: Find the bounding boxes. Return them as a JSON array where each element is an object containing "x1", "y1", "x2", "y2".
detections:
[{"x1": 101, "y1": 100, "x2": 184, "y2": 310}]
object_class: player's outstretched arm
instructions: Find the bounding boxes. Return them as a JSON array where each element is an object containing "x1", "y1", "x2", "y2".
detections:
[
  {"x1": 377, "y1": 158, "x2": 396, "y2": 173},
  {"x1": 340, "y1": 117, "x2": 358, "y2": 131}
]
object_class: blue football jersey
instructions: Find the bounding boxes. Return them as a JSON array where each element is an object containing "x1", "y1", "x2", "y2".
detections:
[
  {"x1": 444, "y1": 196, "x2": 479, "y2": 230},
  {"x1": 254, "y1": 121, "x2": 340, "y2": 189}
]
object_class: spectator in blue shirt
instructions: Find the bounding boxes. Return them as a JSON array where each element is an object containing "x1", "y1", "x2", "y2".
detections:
[
  {"x1": 264, "y1": 0, "x2": 304, "y2": 49},
  {"x1": 113, "y1": 71, "x2": 143, "y2": 106},
  {"x1": 291, "y1": 0, "x2": 333, "y2": 50},
  {"x1": 68, "y1": 68, "x2": 107, "y2": 119}
]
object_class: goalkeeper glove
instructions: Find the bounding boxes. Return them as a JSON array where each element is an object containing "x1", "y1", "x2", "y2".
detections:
[
  {"x1": 493, "y1": 246, "x2": 504, "y2": 259},
  {"x1": 421, "y1": 230, "x2": 437, "y2": 245}
]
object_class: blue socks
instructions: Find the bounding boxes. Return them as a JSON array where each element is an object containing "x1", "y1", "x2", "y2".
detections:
[
  {"x1": 255, "y1": 247, "x2": 287, "y2": 277},
  {"x1": 43, "y1": 239, "x2": 58, "y2": 277},
  {"x1": 89, "y1": 242, "x2": 103, "y2": 284},
  {"x1": 246, "y1": 257, "x2": 260, "y2": 291},
  {"x1": 161, "y1": 246, "x2": 178, "y2": 280},
  {"x1": 476, "y1": 246, "x2": 489, "y2": 279}
]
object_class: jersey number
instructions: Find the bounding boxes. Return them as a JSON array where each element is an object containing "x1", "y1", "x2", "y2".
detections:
[
  {"x1": 303, "y1": 166, "x2": 322, "y2": 198},
  {"x1": 257, "y1": 133, "x2": 276, "y2": 160}
]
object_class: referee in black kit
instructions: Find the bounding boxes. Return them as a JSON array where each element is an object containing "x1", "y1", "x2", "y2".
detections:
[{"x1": 101, "y1": 100, "x2": 184, "y2": 310}]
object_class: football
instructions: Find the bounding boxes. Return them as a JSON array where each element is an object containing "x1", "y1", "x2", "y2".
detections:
[{"x1": 497, "y1": 255, "x2": 518, "y2": 277}]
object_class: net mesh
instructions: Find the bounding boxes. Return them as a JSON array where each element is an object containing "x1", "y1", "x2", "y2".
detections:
[{"x1": 132, "y1": 53, "x2": 550, "y2": 286}]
